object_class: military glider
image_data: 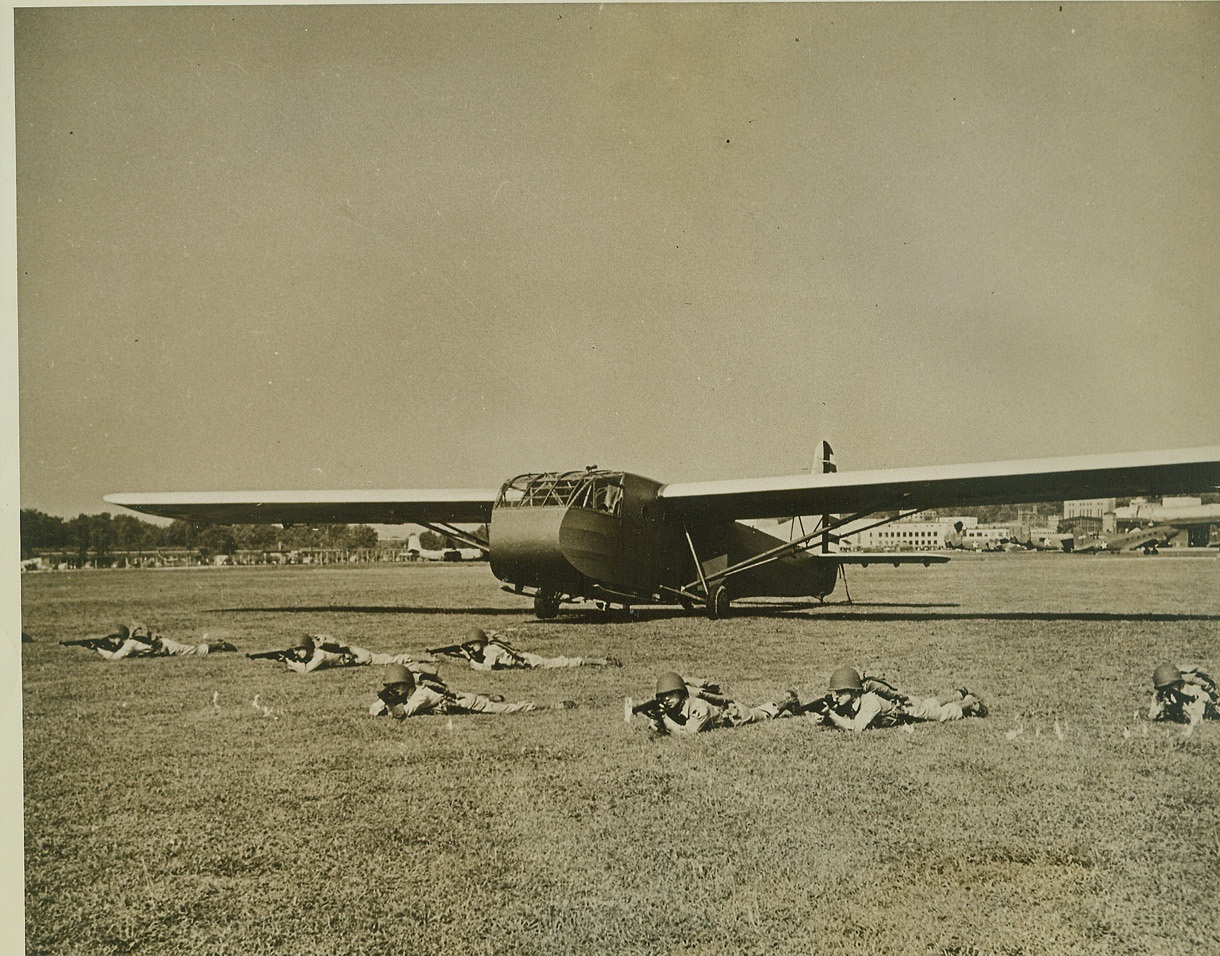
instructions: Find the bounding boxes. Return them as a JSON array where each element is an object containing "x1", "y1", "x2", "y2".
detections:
[{"x1": 107, "y1": 444, "x2": 1220, "y2": 620}]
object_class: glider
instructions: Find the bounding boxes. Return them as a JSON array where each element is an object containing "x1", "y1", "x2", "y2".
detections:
[{"x1": 107, "y1": 444, "x2": 1220, "y2": 619}]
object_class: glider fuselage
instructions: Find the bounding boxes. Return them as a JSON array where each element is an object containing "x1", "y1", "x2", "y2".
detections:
[{"x1": 487, "y1": 469, "x2": 839, "y2": 610}]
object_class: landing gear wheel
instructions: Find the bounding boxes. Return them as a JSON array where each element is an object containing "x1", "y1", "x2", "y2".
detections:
[
  {"x1": 706, "y1": 586, "x2": 730, "y2": 620},
  {"x1": 534, "y1": 591, "x2": 561, "y2": 620}
]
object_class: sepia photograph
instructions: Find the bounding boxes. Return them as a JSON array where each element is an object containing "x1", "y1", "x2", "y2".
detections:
[{"x1": 11, "y1": 3, "x2": 1220, "y2": 953}]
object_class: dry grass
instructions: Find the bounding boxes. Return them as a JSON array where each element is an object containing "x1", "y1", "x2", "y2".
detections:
[{"x1": 20, "y1": 553, "x2": 1220, "y2": 955}]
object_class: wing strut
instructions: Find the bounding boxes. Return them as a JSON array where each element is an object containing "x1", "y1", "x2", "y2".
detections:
[
  {"x1": 416, "y1": 522, "x2": 489, "y2": 552},
  {"x1": 679, "y1": 501, "x2": 922, "y2": 595}
]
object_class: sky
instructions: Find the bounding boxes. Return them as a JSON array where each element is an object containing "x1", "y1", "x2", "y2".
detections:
[
  {"x1": 10, "y1": 2, "x2": 1220, "y2": 521},
  {"x1": 0, "y1": 3, "x2": 1217, "y2": 942}
]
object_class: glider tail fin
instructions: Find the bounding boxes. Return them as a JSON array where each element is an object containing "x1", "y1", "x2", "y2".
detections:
[{"x1": 818, "y1": 440, "x2": 836, "y2": 552}]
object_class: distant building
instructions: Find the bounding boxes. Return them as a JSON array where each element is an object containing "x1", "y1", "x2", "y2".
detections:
[
  {"x1": 837, "y1": 514, "x2": 1009, "y2": 551},
  {"x1": 1064, "y1": 498, "x2": 1116, "y2": 519}
]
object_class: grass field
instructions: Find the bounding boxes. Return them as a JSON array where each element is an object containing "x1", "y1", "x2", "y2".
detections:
[{"x1": 20, "y1": 554, "x2": 1220, "y2": 955}]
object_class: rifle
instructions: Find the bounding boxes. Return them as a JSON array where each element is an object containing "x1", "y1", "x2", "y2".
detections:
[
  {"x1": 61, "y1": 636, "x2": 120, "y2": 650},
  {"x1": 246, "y1": 649, "x2": 291, "y2": 662},
  {"x1": 427, "y1": 642, "x2": 477, "y2": 659},
  {"x1": 630, "y1": 697, "x2": 666, "y2": 720},
  {"x1": 800, "y1": 693, "x2": 837, "y2": 717}
]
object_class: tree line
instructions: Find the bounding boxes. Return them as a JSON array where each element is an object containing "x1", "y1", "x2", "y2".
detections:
[{"x1": 20, "y1": 509, "x2": 380, "y2": 563}]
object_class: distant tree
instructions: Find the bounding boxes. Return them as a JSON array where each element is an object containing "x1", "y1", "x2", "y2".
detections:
[
  {"x1": 19, "y1": 509, "x2": 69, "y2": 555},
  {"x1": 196, "y1": 525, "x2": 237, "y2": 559},
  {"x1": 347, "y1": 525, "x2": 379, "y2": 549},
  {"x1": 419, "y1": 530, "x2": 446, "y2": 551},
  {"x1": 161, "y1": 520, "x2": 195, "y2": 548},
  {"x1": 110, "y1": 514, "x2": 155, "y2": 551},
  {"x1": 231, "y1": 524, "x2": 280, "y2": 551}
]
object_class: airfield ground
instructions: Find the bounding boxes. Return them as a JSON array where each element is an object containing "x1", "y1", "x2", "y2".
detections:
[{"x1": 19, "y1": 553, "x2": 1220, "y2": 955}]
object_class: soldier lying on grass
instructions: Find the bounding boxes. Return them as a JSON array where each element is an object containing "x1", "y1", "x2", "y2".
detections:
[
  {"x1": 61, "y1": 622, "x2": 238, "y2": 659},
  {"x1": 629, "y1": 671, "x2": 801, "y2": 736},
  {"x1": 805, "y1": 666, "x2": 987, "y2": 732},
  {"x1": 369, "y1": 663, "x2": 577, "y2": 718},
  {"x1": 429, "y1": 626, "x2": 621, "y2": 670},
  {"x1": 1148, "y1": 662, "x2": 1217, "y2": 726},
  {"x1": 246, "y1": 633, "x2": 433, "y2": 674}
]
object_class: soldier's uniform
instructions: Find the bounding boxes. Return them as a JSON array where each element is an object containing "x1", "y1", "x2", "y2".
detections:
[
  {"x1": 369, "y1": 664, "x2": 566, "y2": 718},
  {"x1": 1148, "y1": 663, "x2": 1218, "y2": 725},
  {"x1": 817, "y1": 667, "x2": 986, "y2": 732},
  {"x1": 459, "y1": 628, "x2": 618, "y2": 670},
  {"x1": 92, "y1": 623, "x2": 159, "y2": 660},
  {"x1": 151, "y1": 636, "x2": 235, "y2": 656},
  {"x1": 282, "y1": 635, "x2": 431, "y2": 674},
  {"x1": 93, "y1": 623, "x2": 237, "y2": 659},
  {"x1": 641, "y1": 672, "x2": 799, "y2": 736}
]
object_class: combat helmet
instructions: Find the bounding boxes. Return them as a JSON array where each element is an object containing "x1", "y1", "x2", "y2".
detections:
[
  {"x1": 655, "y1": 672, "x2": 687, "y2": 697},
  {"x1": 1153, "y1": 662, "x2": 1183, "y2": 689},
  {"x1": 466, "y1": 626, "x2": 489, "y2": 647},
  {"x1": 383, "y1": 663, "x2": 416, "y2": 687},
  {"x1": 292, "y1": 634, "x2": 316, "y2": 651},
  {"x1": 829, "y1": 666, "x2": 864, "y2": 692}
]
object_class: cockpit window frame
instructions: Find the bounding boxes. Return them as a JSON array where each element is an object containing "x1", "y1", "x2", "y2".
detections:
[{"x1": 496, "y1": 470, "x2": 625, "y2": 516}]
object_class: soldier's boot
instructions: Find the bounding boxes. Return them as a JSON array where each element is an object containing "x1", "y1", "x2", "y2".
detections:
[
  {"x1": 960, "y1": 694, "x2": 988, "y2": 718},
  {"x1": 775, "y1": 690, "x2": 802, "y2": 717}
]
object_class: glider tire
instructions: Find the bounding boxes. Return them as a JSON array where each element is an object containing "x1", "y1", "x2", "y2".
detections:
[
  {"x1": 706, "y1": 586, "x2": 730, "y2": 620},
  {"x1": 534, "y1": 591, "x2": 561, "y2": 620}
]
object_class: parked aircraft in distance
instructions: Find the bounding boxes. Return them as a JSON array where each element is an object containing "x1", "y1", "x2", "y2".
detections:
[
  {"x1": 1011, "y1": 530, "x2": 1075, "y2": 552},
  {"x1": 107, "y1": 443, "x2": 1220, "y2": 620},
  {"x1": 1069, "y1": 525, "x2": 1181, "y2": 555},
  {"x1": 405, "y1": 533, "x2": 485, "y2": 562},
  {"x1": 1115, "y1": 500, "x2": 1220, "y2": 547}
]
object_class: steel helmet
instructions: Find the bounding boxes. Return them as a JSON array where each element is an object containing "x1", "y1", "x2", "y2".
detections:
[
  {"x1": 112, "y1": 624, "x2": 130, "y2": 640},
  {"x1": 383, "y1": 663, "x2": 416, "y2": 687},
  {"x1": 1153, "y1": 662, "x2": 1183, "y2": 689},
  {"x1": 829, "y1": 666, "x2": 863, "y2": 692},
  {"x1": 292, "y1": 634, "x2": 315, "y2": 651},
  {"x1": 655, "y1": 672, "x2": 687, "y2": 697},
  {"x1": 466, "y1": 627, "x2": 488, "y2": 647}
]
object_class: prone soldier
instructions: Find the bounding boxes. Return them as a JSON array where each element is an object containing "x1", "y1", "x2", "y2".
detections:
[
  {"x1": 61, "y1": 622, "x2": 237, "y2": 659},
  {"x1": 1148, "y1": 662, "x2": 1218, "y2": 726},
  {"x1": 247, "y1": 633, "x2": 433, "y2": 674},
  {"x1": 429, "y1": 627, "x2": 621, "y2": 670},
  {"x1": 810, "y1": 666, "x2": 987, "y2": 732},
  {"x1": 630, "y1": 671, "x2": 801, "y2": 736},
  {"x1": 369, "y1": 663, "x2": 577, "y2": 718}
]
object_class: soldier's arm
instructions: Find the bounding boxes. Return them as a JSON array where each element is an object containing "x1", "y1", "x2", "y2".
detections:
[
  {"x1": 399, "y1": 686, "x2": 445, "y2": 718},
  {"x1": 664, "y1": 698, "x2": 712, "y2": 736},
  {"x1": 96, "y1": 639, "x2": 143, "y2": 661},
  {"x1": 829, "y1": 695, "x2": 882, "y2": 732},
  {"x1": 299, "y1": 650, "x2": 331, "y2": 673},
  {"x1": 1182, "y1": 691, "x2": 1207, "y2": 726},
  {"x1": 1147, "y1": 692, "x2": 1166, "y2": 721}
]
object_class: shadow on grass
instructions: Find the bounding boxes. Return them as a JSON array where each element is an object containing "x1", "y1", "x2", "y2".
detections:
[
  {"x1": 767, "y1": 606, "x2": 1220, "y2": 623},
  {"x1": 215, "y1": 605, "x2": 526, "y2": 616},
  {"x1": 209, "y1": 602, "x2": 1220, "y2": 624}
]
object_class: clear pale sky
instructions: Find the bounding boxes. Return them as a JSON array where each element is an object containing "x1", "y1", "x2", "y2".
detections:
[{"x1": 12, "y1": 2, "x2": 1220, "y2": 520}]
